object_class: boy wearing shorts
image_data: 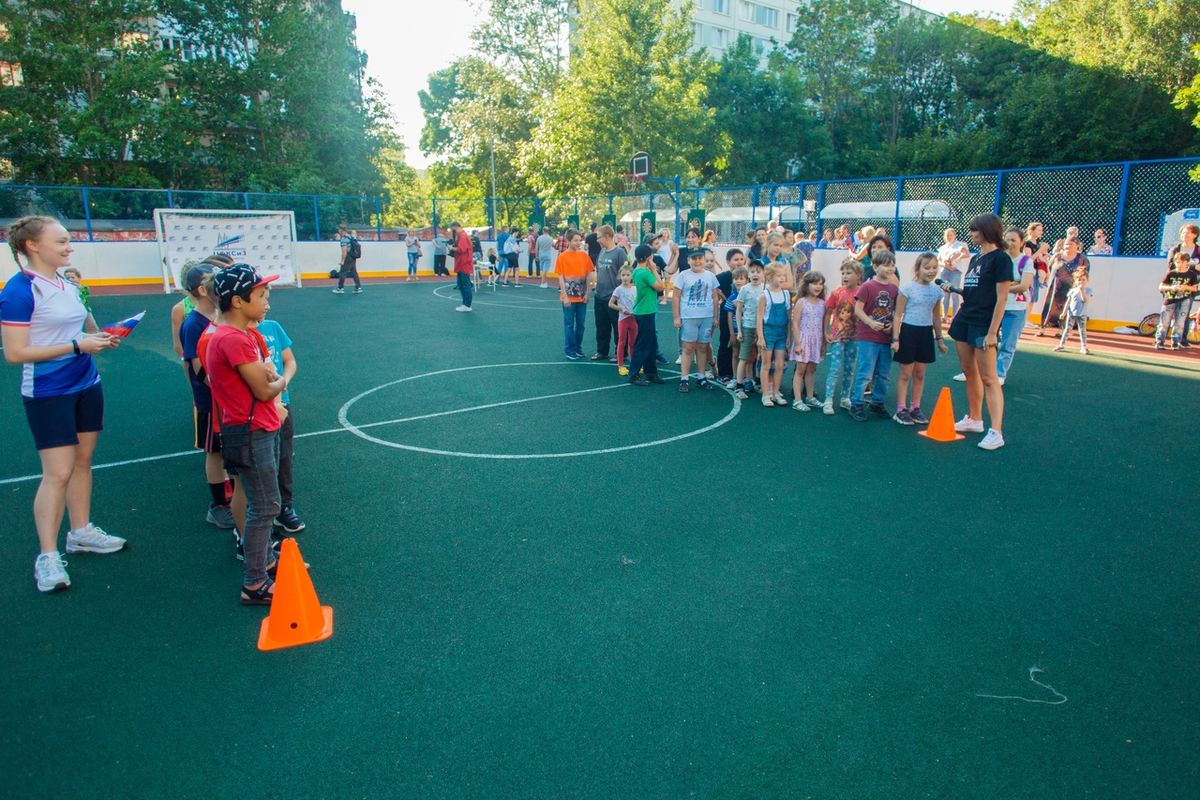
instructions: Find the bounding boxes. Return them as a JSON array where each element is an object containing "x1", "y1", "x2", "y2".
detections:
[
  {"x1": 734, "y1": 260, "x2": 765, "y2": 398},
  {"x1": 672, "y1": 248, "x2": 720, "y2": 392}
]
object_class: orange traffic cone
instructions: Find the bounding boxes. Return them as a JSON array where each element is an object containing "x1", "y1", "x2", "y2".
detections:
[
  {"x1": 917, "y1": 387, "x2": 965, "y2": 442},
  {"x1": 257, "y1": 538, "x2": 333, "y2": 651}
]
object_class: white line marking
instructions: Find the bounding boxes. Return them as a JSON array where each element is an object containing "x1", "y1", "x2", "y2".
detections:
[
  {"x1": 0, "y1": 449, "x2": 201, "y2": 486},
  {"x1": 432, "y1": 283, "x2": 562, "y2": 310},
  {"x1": 977, "y1": 667, "x2": 1068, "y2": 705}
]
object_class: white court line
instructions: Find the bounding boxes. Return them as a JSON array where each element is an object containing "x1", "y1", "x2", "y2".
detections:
[{"x1": 431, "y1": 283, "x2": 561, "y2": 310}]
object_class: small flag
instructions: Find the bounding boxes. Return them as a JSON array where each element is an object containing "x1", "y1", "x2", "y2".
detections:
[{"x1": 102, "y1": 311, "x2": 146, "y2": 338}]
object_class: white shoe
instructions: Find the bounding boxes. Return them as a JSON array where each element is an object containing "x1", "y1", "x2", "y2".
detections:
[
  {"x1": 822, "y1": 400, "x2": 835, "y2": 415},
  {"x1": 792, "y1": 399, "x2": 811, "y2": 411},
  {"x1": 455, "y1": 305, "x2": 471, "y2": 312},
  {"x1": 839, "y1": 398, "x2": 852, "y2": 410},
  {"x1": 952, "y1": 372, "x2": 966, "y2": 382},
  {"x1": 540, "y1": 282, "x2": 548, "y2": 288},
  {"x1": 65, "y1": 523, "x2": 126, "y2": 554},
  {"x1": 725, "y1": 378, "x2": 738, "y2": 389},
  {"x1": 675, "y1": 356, "x2": 682, "y2": 364},
  {"x1": 954, "y1": 415, "x2": 985, "y2": 433},
  {"x1": 998, "y1": 376, "x2": 1006, "y2": 386},
  {"x1": 1079, "y1": 348, "x2": 1090, "y2": 355},
  {"x1": 34, "y1": 552, "x2": 70, "y2": 593},
  {"x1": 978, "y1": 428, "x2": 1005, "y2": 450}
]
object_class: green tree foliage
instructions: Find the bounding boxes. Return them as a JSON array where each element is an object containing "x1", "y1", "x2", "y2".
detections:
[
  {"x1": 469, "y1": 0, "x2": 571, "y2": 97},
  {"x1": 519, "y1": 0, "x2": 726, "y2": 197}
]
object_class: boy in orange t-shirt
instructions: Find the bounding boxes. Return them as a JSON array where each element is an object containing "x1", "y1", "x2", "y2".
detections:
[{"x1": 556, "y1": 230, "x2": 594, "y2": 359}]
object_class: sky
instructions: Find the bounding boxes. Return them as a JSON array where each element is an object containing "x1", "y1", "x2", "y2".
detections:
[{"x1": 342, "y1": 0, "x2": 1018, "y2": 170}]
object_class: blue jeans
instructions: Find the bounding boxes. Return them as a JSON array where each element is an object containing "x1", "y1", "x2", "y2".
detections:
[
  {"x1": 851, "y1": 341, "x2": 892, "y2": 406},
  {"x1": 456, "y1": 272, "x2": 473, "y2": 307},
  {"x1": 407, "y1": 252, "x2": 419, "y2": 277},
  {"x1": 238, "y1": 429, "x2": 281, "y2": 587},
  {"x1": 997, "y1": 308, "x2": 1027, "y2": 379},
  {"x1": 563, "y1": 302, "x2": 587, "y2": 355},
  {"x1": 825, "y1": 341, "x2": 858, "y2": 401},
  {"x1": 1158, "y1": 302, "x2": 1188, "y2": 345}
]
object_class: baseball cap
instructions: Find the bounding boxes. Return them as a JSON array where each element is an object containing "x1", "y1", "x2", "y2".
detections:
[
  {"x1": 634, "y1": 244, "x2": 655, "y2": 262},
  {"x1": 185, "y1": 263, "x2": 215, "y2": 291},
  {"x1": 688, "y1": 248, "x2": 710, "y2": 260},
  {"x1": 211, "y1": 263, "x2": 278, "y2": 301}
]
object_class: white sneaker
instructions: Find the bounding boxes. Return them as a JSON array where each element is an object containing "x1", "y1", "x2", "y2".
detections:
[
  {"x1": 540, "y1": 282, "x2": 548, "y2": 288},
  {"x1": 952, "y1": 372, "x2": 966, "y2": 382},
  {"x1": 725, "y1": 378, "x2": 737, "y2": 389},
  {"x1": 978, "y1": 428, "x2": 1005, "y2": 450},
  {"x1": 954, "y1": 415, "x2": 985, "y2": 433},
  {"x1": 1080, "y1": 348, "x2": 1090, "y2": 355},
  {"x1": 66, "y1": 523, "x2": 127, "y2": 554},
  {"x1": 839, "y1": 397, "x2": 852, "y2": 410},
  {"x1": 675, "y1": 356, "x2": 682, "y2": 364},
  {"x1": 998, "y1": 376, "x2": 1006, "y2": 386},
  {"x1": 455, "y1": 305, "x2": 470, "y2": 312},
  {"x1": 34, "y1": 552, "x2": 70, "y2": 593},
  {"x1": 822, "y1": 400, "x2": 835, "y2": 415}
]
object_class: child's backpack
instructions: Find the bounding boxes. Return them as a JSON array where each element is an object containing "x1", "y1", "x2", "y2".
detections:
[{"x1": 347, "y1": 237, "x2": 362, "y2": 260}]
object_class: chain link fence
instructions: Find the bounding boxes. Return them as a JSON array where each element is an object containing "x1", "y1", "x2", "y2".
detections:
[{"x1": 3, "y1": 156, "x2": 1198, "y2": 255}]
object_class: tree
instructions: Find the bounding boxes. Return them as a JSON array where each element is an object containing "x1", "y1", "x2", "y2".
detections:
[{"x1": 469, "y1": 0, "x2": 571, "y2": 98}]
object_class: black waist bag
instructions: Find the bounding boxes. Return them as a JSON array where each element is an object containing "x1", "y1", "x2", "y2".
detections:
[{"x1": 221, "y1": 399, "x2": 257, "y2": 471}]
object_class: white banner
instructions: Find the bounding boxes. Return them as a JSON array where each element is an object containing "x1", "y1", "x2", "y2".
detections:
[{"x1": 154, "y1": 209, "x2": 300, "y2": 291}]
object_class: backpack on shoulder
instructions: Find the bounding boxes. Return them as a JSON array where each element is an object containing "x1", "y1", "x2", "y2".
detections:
[{"x1": 347, "y1": 237, "x2": 362, "y2": 260}]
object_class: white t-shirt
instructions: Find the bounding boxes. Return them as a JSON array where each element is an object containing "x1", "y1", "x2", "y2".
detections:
[
  {"x1": 611, "y1": 284, "x2": 636, "y2": 320},
  {"x1": 672, "y1": 269, "x2": 719, "y2": 319},
  {"x1": 1006, "y1": 254, "x2": 1032, "y2": 311},
  {"x1": 737, "y1": 283, "x2": 764, "y2": 329},
  {"x1": 937, "y1": 240, "x2": 970, "y2": 273},
  {"x1": 657, "y1": 242, "x2": 674, "y2": 271}
]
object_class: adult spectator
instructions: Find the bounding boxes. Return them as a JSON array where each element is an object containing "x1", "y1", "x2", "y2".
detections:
[
  {"x1": 1, "y1": 216, "x2": 125, "y2": 593},
  {"x1": 333, "y1": 224, "x2": 361, "y2": 294},
  {"x1": 794, "y1": 232, "x2": 815, "y2": 278},
  {"x1": 432, "y1": 230, "x2": 450, "y2": 276},
  {"x1": 1038, "y1": 237, "x2": 1088, "y2": 332},
  {"x1": 1088, "y1": 228, "x2": 1112, "y2": 256},
  {"x1": 448, "y1": 221, "x2": 475, "y2": 312},
  {"x1": 585, "y1": 223, "x2": 602, "y2": 265},
  {"x1": 526, "y1": 225, "x2": 539, "y2": 278},
  {"x1": 554, "y1": 226, "x2": 569, "y2": 253},
  {"x1": 501, "y1": 228, "x2": 522, "y2": 287},
  {"x1": 496, "y1": 225, "x2": 510, "y2": 261},
  {"x1": 860, "y1": 232, "x2": 893, "y2": 281},
  {"x1": 936, "y1": 227, "x2": 970, "y2": 320},
  {"x1": 748, "y1": 228, "x2": 767, "y2": 261},
  {"x1": 615, "y1": 225, "x2": 630, "y2": 252},
  {"x1": 657, "y1": 228, "x2": 679, "y2": 278},
  {"x1": 470, "y1": 230, "x2": 483, "y2": 261},
  {"x1": 536, "y1": 227, "x2": 556, "y2": 289},
  {"x1": 947, "y1": 213, "x2": 1012, "y2": 451},
  {"x1": 1024, "y1": 222, "x2": 1051, "y2": 306},
  {"x1": 1166, "y1": 223, "x2": 1200, "y2": 345},
  {"x1": 592, "y1": 225, "x2": 627, "y2": 361},
  {"x1": 702, "y1": 229, "x2": 717, "y2": 246},
  {"x1": 405, "y1": 230, "x2": 422, "y2": 282}
]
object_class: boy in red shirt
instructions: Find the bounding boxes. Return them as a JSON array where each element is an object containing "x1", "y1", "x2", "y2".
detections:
[{"x1": 206, "y1": 264, "x2": 286, "y2": 605}]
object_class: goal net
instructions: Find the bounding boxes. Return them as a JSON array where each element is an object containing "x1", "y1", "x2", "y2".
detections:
[{"x1": 153, "y1": 208, "x2": 301, "y2": 293}]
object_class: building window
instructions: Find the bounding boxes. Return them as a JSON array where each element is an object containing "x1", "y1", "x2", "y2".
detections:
[
  {"x1": 786, "y1": 13, "x2": 799, "y2": 32},
  {"x1": 712, "y1": 0, "x2": 730, "y2": 14},
  {"x1": 750, "y1": 36, "x2": 771, "y2": 55},
  {"x1": 758, "y1": 6, "x2": 779, "y2": 27},
  {"x1": 710, "y1": 28, "x2": 729, "y2": 49},
  {"x1": 739, "y1": 1, "x2": 754, "y2": 22},
  {"x1": 692, "y1": 23, "x2": 704, "y2": 47},
  {"x1": 0, "y1": 61, "x2": 22, "y2": 87}
]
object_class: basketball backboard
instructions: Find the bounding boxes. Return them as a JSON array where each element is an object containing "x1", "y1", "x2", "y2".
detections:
[{"x1": 630, "y1": 152, "x2": 652, "y2": 179}]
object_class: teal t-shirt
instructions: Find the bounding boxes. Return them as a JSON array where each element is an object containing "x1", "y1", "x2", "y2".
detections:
[
  {"x1": 632, "y1": 267, "x2": 659, "y2": 315},
  {"x1": 255, "y1": 319, "x2": 293, "y2": 405}
]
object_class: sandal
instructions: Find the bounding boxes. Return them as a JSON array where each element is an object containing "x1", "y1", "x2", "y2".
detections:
[
  {"x1": 590, "y1": 353, "x2": 605, "y2": 361},
  {"x1": 240, "y1": 578, "x2": 275, "y2": 606}
]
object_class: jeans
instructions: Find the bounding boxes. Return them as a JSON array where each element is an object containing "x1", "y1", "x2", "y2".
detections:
[
  {"x1": 1180, "y1": 298, "x2": 1194, "y2": 342},
  {"x1": 1158, "y1": 302, "x2": 1188, "y2": 345},
  {"x1": 456, "y1": 271, "x2": 473, "y2": 307},
  {"x1": 433, "y1": 254, "x2": 448, "y2": 276},
  {"x1": 337, "y1": 259, "x2": 360, "y2": 289},
  {"x1": 825, "y1": 340, "x2": 858, "y2": 401},
  {"x1": 239, "y1": 428, "x2": 281, "y2": 587},
  {"x1": 631, "y1": 312, "x2": 660, "y2": 377},
  {"x1": 407, "y1": 252, "x2": 419, "y2": 277},
  {"x1": 528, "y1": 253, "x2": 539, "y2": 277},
  {"x1": 594, "y1": 294, "x2": 618, "y2": 356},
  {"x1": 851, "y1": 341, "x2": 892, "y2": 406},
  {"x1": 996, "y1": 308, "x2": 1027, "y2": 379},
  {"x1": 563, "y1": 301, "x2": 587, "y2": 355},
  {"x1": 277, "y1": 404, "x2": 294, "y2": 507}
]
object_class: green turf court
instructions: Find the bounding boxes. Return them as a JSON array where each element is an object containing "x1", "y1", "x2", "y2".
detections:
[{"x1": 1, "y1": 280, "x2": 1197, "y2": 798}]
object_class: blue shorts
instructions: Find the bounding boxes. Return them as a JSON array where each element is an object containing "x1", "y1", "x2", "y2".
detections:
[
  {"x1": 23, "y1": 381, "x2": 105, "y2": 450},
  {"x1": 949, "y1": 317, "x2": 989, "y2": 349},
  {"x1": 761, "y1": 323, "x2": 788, "y2": 352},
  {"x1": 680, "y1": 317, "x2": 715, "y2": 344}
]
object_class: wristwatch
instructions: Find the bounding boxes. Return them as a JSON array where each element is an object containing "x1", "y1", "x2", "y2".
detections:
[{"x1": 72, "y1": 338, "x2": 82, "y2": 356}]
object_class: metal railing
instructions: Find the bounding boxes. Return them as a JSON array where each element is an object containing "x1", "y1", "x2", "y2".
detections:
[{"x1": 1, "y1": 155, "x2": 1197, "y2": 256}]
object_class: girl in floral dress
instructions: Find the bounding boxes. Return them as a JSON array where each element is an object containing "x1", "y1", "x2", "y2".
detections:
[{"x1": 789, "y1": 271, "x2": 827, "y2": 411}]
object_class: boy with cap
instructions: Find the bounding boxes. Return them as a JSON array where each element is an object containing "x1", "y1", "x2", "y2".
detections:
[
  {"x1": 179, "y1": 263, "x2": 234, "y2": 530},
  {"x1": 206, "y1": 264, "x2": 285, "y2": 605}
]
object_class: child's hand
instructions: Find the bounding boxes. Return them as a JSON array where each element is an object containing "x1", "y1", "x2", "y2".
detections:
[
  {"x1": 757, "y1": 336, "x2": 765, "y2": 349},
  {"x1": 937, "y1": 340, "x2": 949, "y2": 355},
  {"x1": 674, "y1": 317, "x2": 682, "y2": 329},
  {"x1": 890, "y1": 340, "x2": 900, "y2": 353}
]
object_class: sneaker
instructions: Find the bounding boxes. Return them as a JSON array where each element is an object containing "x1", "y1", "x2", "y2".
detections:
[
  {"x1": 697, "y1": 378, "x2": 717, "y2": 391},
  {"x1": 848, "y1": 405, "x2": 867, "y2": 422},
  {"x1": 1052, "y1": 345, "x2": 1064, "y2": 352},
  {"x1": 353, "y1": 287, "x2": 363, "y2": 294},
  {"x1": 952, "y1": 372, "x2": 966, "y2": 382},
  {"x1": 839, "y1": 398, "x2": 852, "y2": 411},
  {"x1": 454, "y1": 305, "x2": 470, "y2": 312},
  {"x1": 629, "y1": 374, "x2": 649, "y2": 387},
  {"x1": 678, "y1": 379, "x2": 690, "y2": 393},
  {"x1": 655, "y1": 354, "x2": 669, "y2": 365},
  {"x1": 822, "y1": 400, "x2": 834, "y2": 415},
  {"x1": 954, "y1": 415, "x2": 985, "y2": 433},
  {"x1": 725, "y1": 378, "x2": 738, "y2": 389},
  {"x1": 998, "y1": 376, "x2": 1006, "y2": 386},
  {"x1": 735, "y1": 388, "x2": 748, "y2": 400},
  {"x1": 1181, "y1": 341, "x2": 1192, "y2": 348},
  {"x1": 1079, "y1": 347, "x2": 1090, "y2": 355},
  {"x1": 772, "y1": 392, "x2": 786, "y2": 405},
  {"x1": 331, "y1": 288, "x2": 344, "y2": 294},
  {"x1": 806, "y1": 396, "x2": 822, "y2": 408},
  {"x1": 1155, "y1": 342, "x2": 1165, "y2": 350},
  {"x1": 540, "y1": 282, "x2": 549, "y2": 288},
  {"x1": 909, "y1": 406, "x2": 929, "y2": 425},
  {"x1": 675, "y1": 356, "x2": 682, "y2": 365},
  {"x1": 206, "y1": 502, "x2": 236, "y2": 530},
  {"x1": 566, "y1": 352, "x2": 581, "y2": 360},
  {"x1": 618, "y1": 366, "x2": 629, "y2": 377},
  {"x1": 792, "y1": 399, "x2": 811, "y2": 412},
  {"x1": 892, "y1": 408, "x2": 914, "y2": 426},
  {"x1": 34, "y1": 552, "x2": 70, "y2": 593},
  {"x1": 65, "y1": 524, "x2": 126, "y2": 554},
  {"x1": 647, "y1": 374, "x2": 665, "y2": 385},
  {"x1": 276, "y1": 507, "x2": 306, "y2": 533},
  {"x1": 978, "y1": 428, "x2": 1005, "y2": 450},
  {"x1": 868, "y1": 402, "x2": 889, "y2": 418}
]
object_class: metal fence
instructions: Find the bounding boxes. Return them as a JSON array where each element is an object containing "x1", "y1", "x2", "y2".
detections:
[{"x1": 1, "y1": 156, "x2": 1197, "y2": 256}]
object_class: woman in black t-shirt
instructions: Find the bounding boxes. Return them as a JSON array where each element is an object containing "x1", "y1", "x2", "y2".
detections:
[{"x1": 946, "y1": 213, "x2": 1013, "y2": 451}]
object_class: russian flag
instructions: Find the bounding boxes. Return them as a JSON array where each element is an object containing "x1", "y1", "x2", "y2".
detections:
[{"x1": 103, "y1": 311, "x2": 146, "y2": 338}]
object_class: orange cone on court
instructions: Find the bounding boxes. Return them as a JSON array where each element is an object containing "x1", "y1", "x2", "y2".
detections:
[
  {"x1": 917, "y1": 387, "x2": 965, "y2": 442},
  {"x1": 257, "y1": 538, "x2": 333, "y2": 651}
]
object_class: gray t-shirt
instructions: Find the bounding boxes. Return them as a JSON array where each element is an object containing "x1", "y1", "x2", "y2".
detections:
[
  {"x1": 537, "y1": 234, "x2": 555, "y2": 258},
  {"x1": 433, "y1": 236, "x2": 448, "y2": 256},
  {"x1": 595, "y1": 246, "x2": 627, "y2": 298},
  {"x1": 737, "y1": 282, "x2": 764, "y2": 329},
  {"x1": 898, "y1": 281, "x2": 944, "y2": 327}
]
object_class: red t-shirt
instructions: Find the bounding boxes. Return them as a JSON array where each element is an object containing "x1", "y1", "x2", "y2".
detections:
[
  {"x1": 453, "y1": 231, "x2": 473, "y2": 274},
  {"x1": 853, "y1": 279, "x2": 899, "y2": 345},
  {"x1": 207, "y1": 325, "x2": 281, "y2": 432}
]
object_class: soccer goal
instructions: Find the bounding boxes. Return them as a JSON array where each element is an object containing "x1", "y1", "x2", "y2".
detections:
[{"x1": 153, "y1": 208, "x2": 302, "y2": 293}]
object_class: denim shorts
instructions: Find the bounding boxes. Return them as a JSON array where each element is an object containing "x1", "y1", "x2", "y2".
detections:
[
  {"x1": 680, "y1": 317, "x2": 715, "y2": 344},
  {"x1": 761, "y1": 322, "x2": 788, "y2": 352}
]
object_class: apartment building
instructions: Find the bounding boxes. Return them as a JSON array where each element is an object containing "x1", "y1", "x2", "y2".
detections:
[{"x1": 685, "y1": 0, "x2": 797, "y2": 66}]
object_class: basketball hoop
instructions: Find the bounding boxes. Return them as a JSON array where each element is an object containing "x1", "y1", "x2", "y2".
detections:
[{"x1": 622, "y1": 173, "x2": 644, "y2": 194}]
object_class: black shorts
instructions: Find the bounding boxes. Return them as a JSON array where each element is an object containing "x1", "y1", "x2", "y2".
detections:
[
  {"x1": 23, "y1": 382, "x2": 104, "y2": 451},
  {"x1": 194, "y1": 409, "x2": 222, "y2": 453},
  {"x1": 895, "y1": 323, "x2": 936, "y2": 365},
  {"x1": 948, "y1": 317, "x2": 989, "y2": 349}
]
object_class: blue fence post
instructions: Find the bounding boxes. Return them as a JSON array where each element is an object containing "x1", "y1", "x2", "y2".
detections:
[
  {"x1": 893, "y1": 178, "x2": 904, "y2": 251},
  {"x1": 1112, "y1": 162, "x2": 1132, "y2": 256},
  {"x1": 166, "y1": 189, "x2": 174, "y2": 209},
  {"x1": 311, "y1": 195, "x2": 321, "y2": 242},
  {"x1": 751, "y1": 186, "x2": 759, "y2": 230},
  {"x1": 608, "y1": 194, "x2": 613, "y2": 215},
  {"x1": 374, "y1": 197, "x2": 382, "y2": 241},
  {"x1": 992, "y1": 170, "x2": 1005, "y2": 216},
  {"x1": 486, "y1": 198, "x2": 494, "y2": 238},
  {"x1": 816, "y1": 182, "x2": 825, "y2": 240},
  {"x1": 431, "y1": 199, "x2": 438, "y2": 237},
  {"x1": 80, "y1": 187, "x2": 93, "y2": 242},
  {"x1": 769, "y1": 185, "x2": 777, "y2": 225},
  {"x1": 243, "y1": 192, "x2": 250, "y2": 211},
  {"x1": 674, "y1": 176, "x2": 681, "y2": 241}
]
